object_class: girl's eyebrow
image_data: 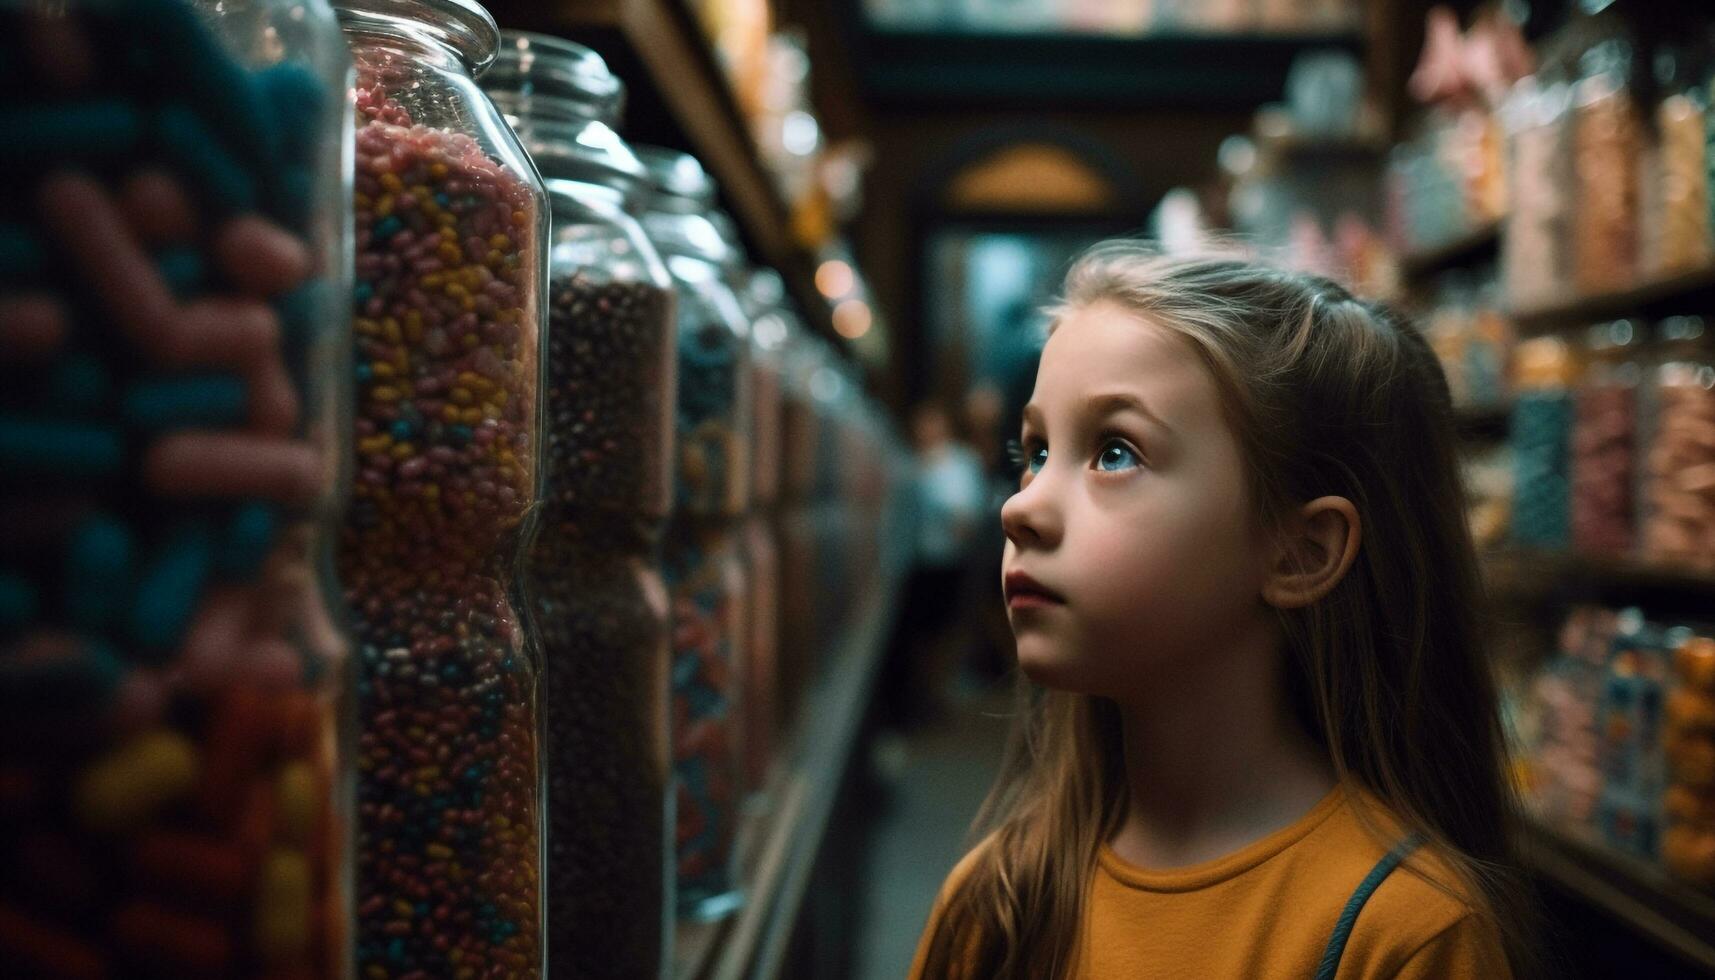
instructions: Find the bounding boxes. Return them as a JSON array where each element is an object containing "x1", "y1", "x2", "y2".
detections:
[{"x1": 1020, "y1": 391, "x2": 1174, "y2": 436}]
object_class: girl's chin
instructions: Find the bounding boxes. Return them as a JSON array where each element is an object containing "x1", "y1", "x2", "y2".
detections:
[{"x1": 1013, "y1": 635, "x2": 1088, "y2": 690}]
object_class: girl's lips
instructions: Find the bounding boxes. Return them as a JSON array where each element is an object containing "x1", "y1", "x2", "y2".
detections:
[{"x1": 1004, "y1": 571, "x2": 1065, "y2": 609}]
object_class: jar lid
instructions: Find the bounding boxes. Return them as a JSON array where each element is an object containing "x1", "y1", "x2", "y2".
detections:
[
  {"x1": 1660, "y1": 315, "x2": 1707, "y2": 344},
  {"x1": 635, "y1": 145, "x2": 718, "y2": 206},
  {"x1": 510, "y1": 117, "x2": 649, "y2": 200},
  {"x1": 488, "y1": 31, "x2": 623, "y2": 124},
  {"x1": 334, "y1": 0, "x2": 500, "y2": 75}
]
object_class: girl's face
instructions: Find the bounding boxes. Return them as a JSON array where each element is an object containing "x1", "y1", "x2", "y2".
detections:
[{"x1": 1001, "y1": 301, "x2": 1270, "y2": 698}]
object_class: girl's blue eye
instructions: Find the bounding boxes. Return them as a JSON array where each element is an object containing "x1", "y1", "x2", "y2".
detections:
[
  {"x1": 1096, "y1": 440, "x2": 1141, "y2": 472},
  {"x1": 1005, "y1": 439, "x2": 1048, "y2": 476},
  {"x1": 1029, "y1": 447, "x2": 1048, "y2": 474}
]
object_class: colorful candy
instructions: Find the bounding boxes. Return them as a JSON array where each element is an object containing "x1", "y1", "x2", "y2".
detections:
[{"x1": 339, "y1": 35, "x2": 546, "y2": 977}]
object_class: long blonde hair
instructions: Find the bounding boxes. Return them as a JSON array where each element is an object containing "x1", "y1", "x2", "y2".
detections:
[{"x1": 917, "y1": 244, "x2": 1539, "y2": 978}]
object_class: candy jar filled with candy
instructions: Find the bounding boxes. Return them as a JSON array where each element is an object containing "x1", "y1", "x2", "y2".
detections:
[
  {"x1": 635, "y1": 146, "x2": 751, "y2": 923},
  {"x1": 1502, "y1": 74, "x2": 1574, "y2": 308},
  {"x1": 332, "y1": 0, "x2": 550, "y2": 975},
  {"x1": 482, "y1": 32, "x2": 678, "y2": 979},
  {"x1": 0, "y1": 0, "x2": 354, "y2": 976},
  {"x1": 1572, "y1": 36, "x2": 1643, "y2": 296},
  {"x1": 1511, "y1": 336, "x2": 1580, "y2": 551},
  {"x1": 1666, "y1": 635, "x2": 1715, "y2": 887},
  {"x1": 741, "y1": 270, "x2": 789, "y2": 800},
  {"x1": 1650, "y1": 46, "x2": 1711, "y2": 277},
  {"x1": 1571, "y1": 319, "x2": 1645, "y2": 558},
  {"x1": 1641, "y1": 316, "x2": 1715, "y2": 570}
]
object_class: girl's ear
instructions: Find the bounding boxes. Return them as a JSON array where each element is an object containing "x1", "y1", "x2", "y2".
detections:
[{"x1": 1261, "y1": 496, "x2": 1361, "y2": 609}]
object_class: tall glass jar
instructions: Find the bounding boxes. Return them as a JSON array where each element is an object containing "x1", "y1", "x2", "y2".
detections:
[
  {"x1": 741, "y1": 271, "x2": 789, "y2": 800},
  {"x1": 1641, "y1": 316, "x2": 1715, "y2": 570},
  {"x1": 1570, "y1": 319, "x2": 1645, "y2": 557},
  {"x1": 483, "y1": 32, "x2": 678, "y2": 980},
  {"x1": 1503, "y1": 75, "x2": 1574, "y2": 309},
  {"x1": 636, "y1": 147, "x2": 751, "y2": 922},
  {"x1": 0, "y1": 1, "x2": 354, "y2": 976},
  {"x1": 1652, "y1": 47, "x2": 1712, "y2": 277},
  {"x1": 1572, "y1": 37, "x2": 1643, "y2": 296},
  {"x1": 333, "y1": 2, "x2": 549, "y2": 976},
  {"x1": 775, "y1": 321, "x2": 820, "y2": 729}
]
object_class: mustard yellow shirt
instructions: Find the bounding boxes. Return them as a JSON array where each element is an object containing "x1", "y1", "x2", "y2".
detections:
[{"x1": 910, "y1": 786, "x2": 1512, "y2": 979}]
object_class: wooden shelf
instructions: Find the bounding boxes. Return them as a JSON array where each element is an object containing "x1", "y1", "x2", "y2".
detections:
[
  {"x1": 851, "y1": 28, "x2": 1365, "y2": 109},
  {"x1": 1481, "y1": 550, "x2": 1715, "y2": 613},
  {"x1": 1399, "y1": 221, "x2": 1501, "y2": 281},
  {"x1": 672, "y1": 580, "x2": 898, "y2": 980},
  {"x1": 483, "y1": 0, "x2": 839, "y2": 345},
  {"x1": 1510, "y1": 264, "x2": 1715, "y2": 333},
  {"x1": 1521, "y1": 820, "x2": 1715, "y2": 973}
]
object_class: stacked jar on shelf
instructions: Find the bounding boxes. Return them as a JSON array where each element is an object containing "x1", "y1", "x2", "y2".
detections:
[
  {"x1": 333, "y1": 0, "x2": 550, "y2": 975},
  {"x1": 635, "y1": 147, "x2": 752, "y2": 923},
  {"x1": 1570, "y1": 319, "x2": 1645, "y2": 557},
  {"x1": 1511, "y1": 336, "x2": 1579, "y2": 550},
  {"x1": 776, "y1": 326, "x2": 822, "y2": 728},
  {"x1": 0, "y1": 1, "x2": 354, "y2": 976},
  {"x1": 482, "y1": 33, "x2": 679, "y2": 978},
  {"x1": 1641, "y1": 316, "x2": 1715, "y2": 570},
  {"x1": 740, "y1": 270, "x2": 790, "y2": 801}
]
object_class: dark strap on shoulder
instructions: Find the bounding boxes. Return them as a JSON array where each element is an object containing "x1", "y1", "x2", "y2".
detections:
[{"x1": 1313, "y1": 834, "x2": 1425, "y2": 980}]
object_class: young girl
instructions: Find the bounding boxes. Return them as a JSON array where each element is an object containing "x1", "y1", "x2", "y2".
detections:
[{"x1": 910, "y1": 245, "x2": 1538, "y2": 978}]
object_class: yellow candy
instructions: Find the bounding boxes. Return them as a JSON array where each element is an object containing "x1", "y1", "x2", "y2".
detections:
[
  {"x1": 255, "y1": 848, "x2": 313, "y2": 965},
  {"x1": 276, "y1": 762, "x2": 317, "y2": 845},
  {"x1": 379, "y1": 173, "x2": 403, "y2": 193},
  {"x1": 74, "y1": 730, "x2": 199, "y2": 832}
]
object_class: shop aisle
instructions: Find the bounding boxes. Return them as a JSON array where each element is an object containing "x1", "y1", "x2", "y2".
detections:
[{"x1": 853, "y1": 683, "x2": 1014, "y2": 980}]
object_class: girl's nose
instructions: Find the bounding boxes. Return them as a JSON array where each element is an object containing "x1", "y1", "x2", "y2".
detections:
[{"x1": 1001, "y1": 477, "x2": 1061, "y2": 549}]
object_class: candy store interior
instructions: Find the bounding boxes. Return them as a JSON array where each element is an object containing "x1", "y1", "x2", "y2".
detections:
[{"x1": 7, "y1": 0, "x2": 1715, "y2": 977}]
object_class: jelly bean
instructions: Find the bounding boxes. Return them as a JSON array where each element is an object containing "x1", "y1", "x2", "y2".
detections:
[
  {"x1": 0, "y1": 902, "x2": 107, "y2": 980},
  {"x1": 0, "y1": 632, "x2": 123, "y2": 712},
  {"x1": 37, "y1": 173, "x2": 178, "y2": 349},
  {"x1": 0, "y1": 415, "x2": 124, "y2": 479},
  {"x1": 157, "y1": 246, "x2": 205, "y2": 296},
  {"x1": 0, "y1": 571, "x2": 38, "y2": 634},
  {"x1": 127, "y1": 521, "x2": 214, "y2": 654},
  {"x1": 144, "y1": 431, "x2": 322, "y2": 503},
  {"x1": 0, "y1": 101, "x2": 143, "y2": 167},
  {"x1": 73, "y1": 728, "x2": 199, "y2": 832},
  {"x1": 256, "y1": 61, "x2": 327, "y2": 164},
  {"x1": 64, "y1": 513, "x2": 136, "y2": 630},
  {"x1": 237, "y1": 776, "x2": 280, "y2": 856},
  {"x1": 123, "y1": 374, "x2": 248, "y2": 430},
  {"x1": 111, "y1": 901, "x2": 233, "y2": 976},
  {"x1": 0, "y1": 223, "x2": 48, "y2": 279},
  {"x1": 218, "y1": 501, "x2": 279, "y2": 578},
  {"x1": 197, "y1": 686, "x2": 277, "y2": 826},
  {"x1": 44, "y1": 353, "x2": 112, "y2": 416},
  {"x1": 0, "y1": 294, "x2": 68, "y2": 359},
  {"x1": 177, "y1": 585, "x2": 253, "y2": 692},
  {"x1": 255, "y1": 848, "x2": 313, "y2": 965},
  {"x1": 133, "y1": 0, "x2": 279, "y2": 167},
  {"x1": 153, "y1": 297, "x2": 281, "y2": 370},
  {"x1": 214, "y1": 215, "x2": 312, "y2": 298},
  {"x1": 132, "y1": 831, "x2": 256, "y2": 902},
  {"x1": 276, "y1": 760, "x2": 317, "y2": 845},
  {"x1": 248, "y1": 348, "x2": 301, "y2": 436},
  {"x1": 120, "y1": 169, "x2": 200, "y2": 245},
  {"x1": 155, "y1": 102, "x2": 257, "y2": 215}
]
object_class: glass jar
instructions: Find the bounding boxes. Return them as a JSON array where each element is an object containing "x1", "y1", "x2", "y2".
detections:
[
  {"x1": 636, "y1": 146, "x2": 751, "y2": 922},
  {"x1": 1511, "y1": 336, "x2": 1580, "y2": 551},
  {"x1": 1503, "y1": 75, "x2": 1575, "y2": 308},
  {"x1": 1571, "y1": 319, "x2": 1645, "y2": 557},
  {"x1": 740, "y1": 271, "x2": 790, "y2": 799},
  {"x1": 1641, "y1": 316, "x2": 1715, "y2": 570},
  {"x1": 483, "y1": 32, "x2": 679, "y2": 977},
  {"x1": 1653, "y1": 48, "x2": 1712, "y2": 277},
  {"x1": 1573, "y1": 38, "x2": 1643, "y2": 296},
  {"x1": 1665, "y1": 634, "x2": 1715, "y2": 887},
  {"x1": 333, "y1": 1, "x2": 549, "y2": 975},
  {"x1": 0, "y1": 1, "x2": 353, "y2": 976},
  {"x1": 775, "y1": 325, "x2": 821, "y2": 727}
]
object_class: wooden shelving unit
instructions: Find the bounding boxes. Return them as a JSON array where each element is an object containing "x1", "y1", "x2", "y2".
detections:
[
  {"x1": 1399, "y1": 220, "x2": 1502, "y2": 281},
  {"x1": 1481, "y1": 549, "x2": 1715, "y2": 608},
  {"x1": 483, "y1": 0, "x2": 840, "y2": 344},
  {"x1": 1510, "y1": 263, "x2": 1715, "y2": 333},
  {"x1": 1521, "y1": 820, "x2": 1715, "y2": 973}
]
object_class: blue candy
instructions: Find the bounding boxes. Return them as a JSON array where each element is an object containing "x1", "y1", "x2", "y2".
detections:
[
  {"x1": 0, "y1": 101, "x2": 143, "y2": 167},
  {"x1": 131, "y1": 0, "x2": 279, "y2": 168},
  {"x1": 156, "y1": 247, "x2": 205, "y2": 297},
  {"x1": 0, "y1": 571, "x2": 38, "y2": 635},
  {"x1": 0, "y1": 416, "x2": 124, "y2": 478},
  {"x1": 216, "y1": 501, "x2": 278, "y2": 579},
  {"x1": 155, "y1": 103, "x2": 256, "y2": 215},
  {"x1": 127, "y1": 521, "x2": 214, "y2": 656},
  {"x1": 64, "y1": 513, "x2": 136, "y2": 631},
  {"x1": 256, "y1": 61, "x2": 328, "y2": 165},
  {"x1": 122, "y1": 375, "x2": 248, "y2": 430}
]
